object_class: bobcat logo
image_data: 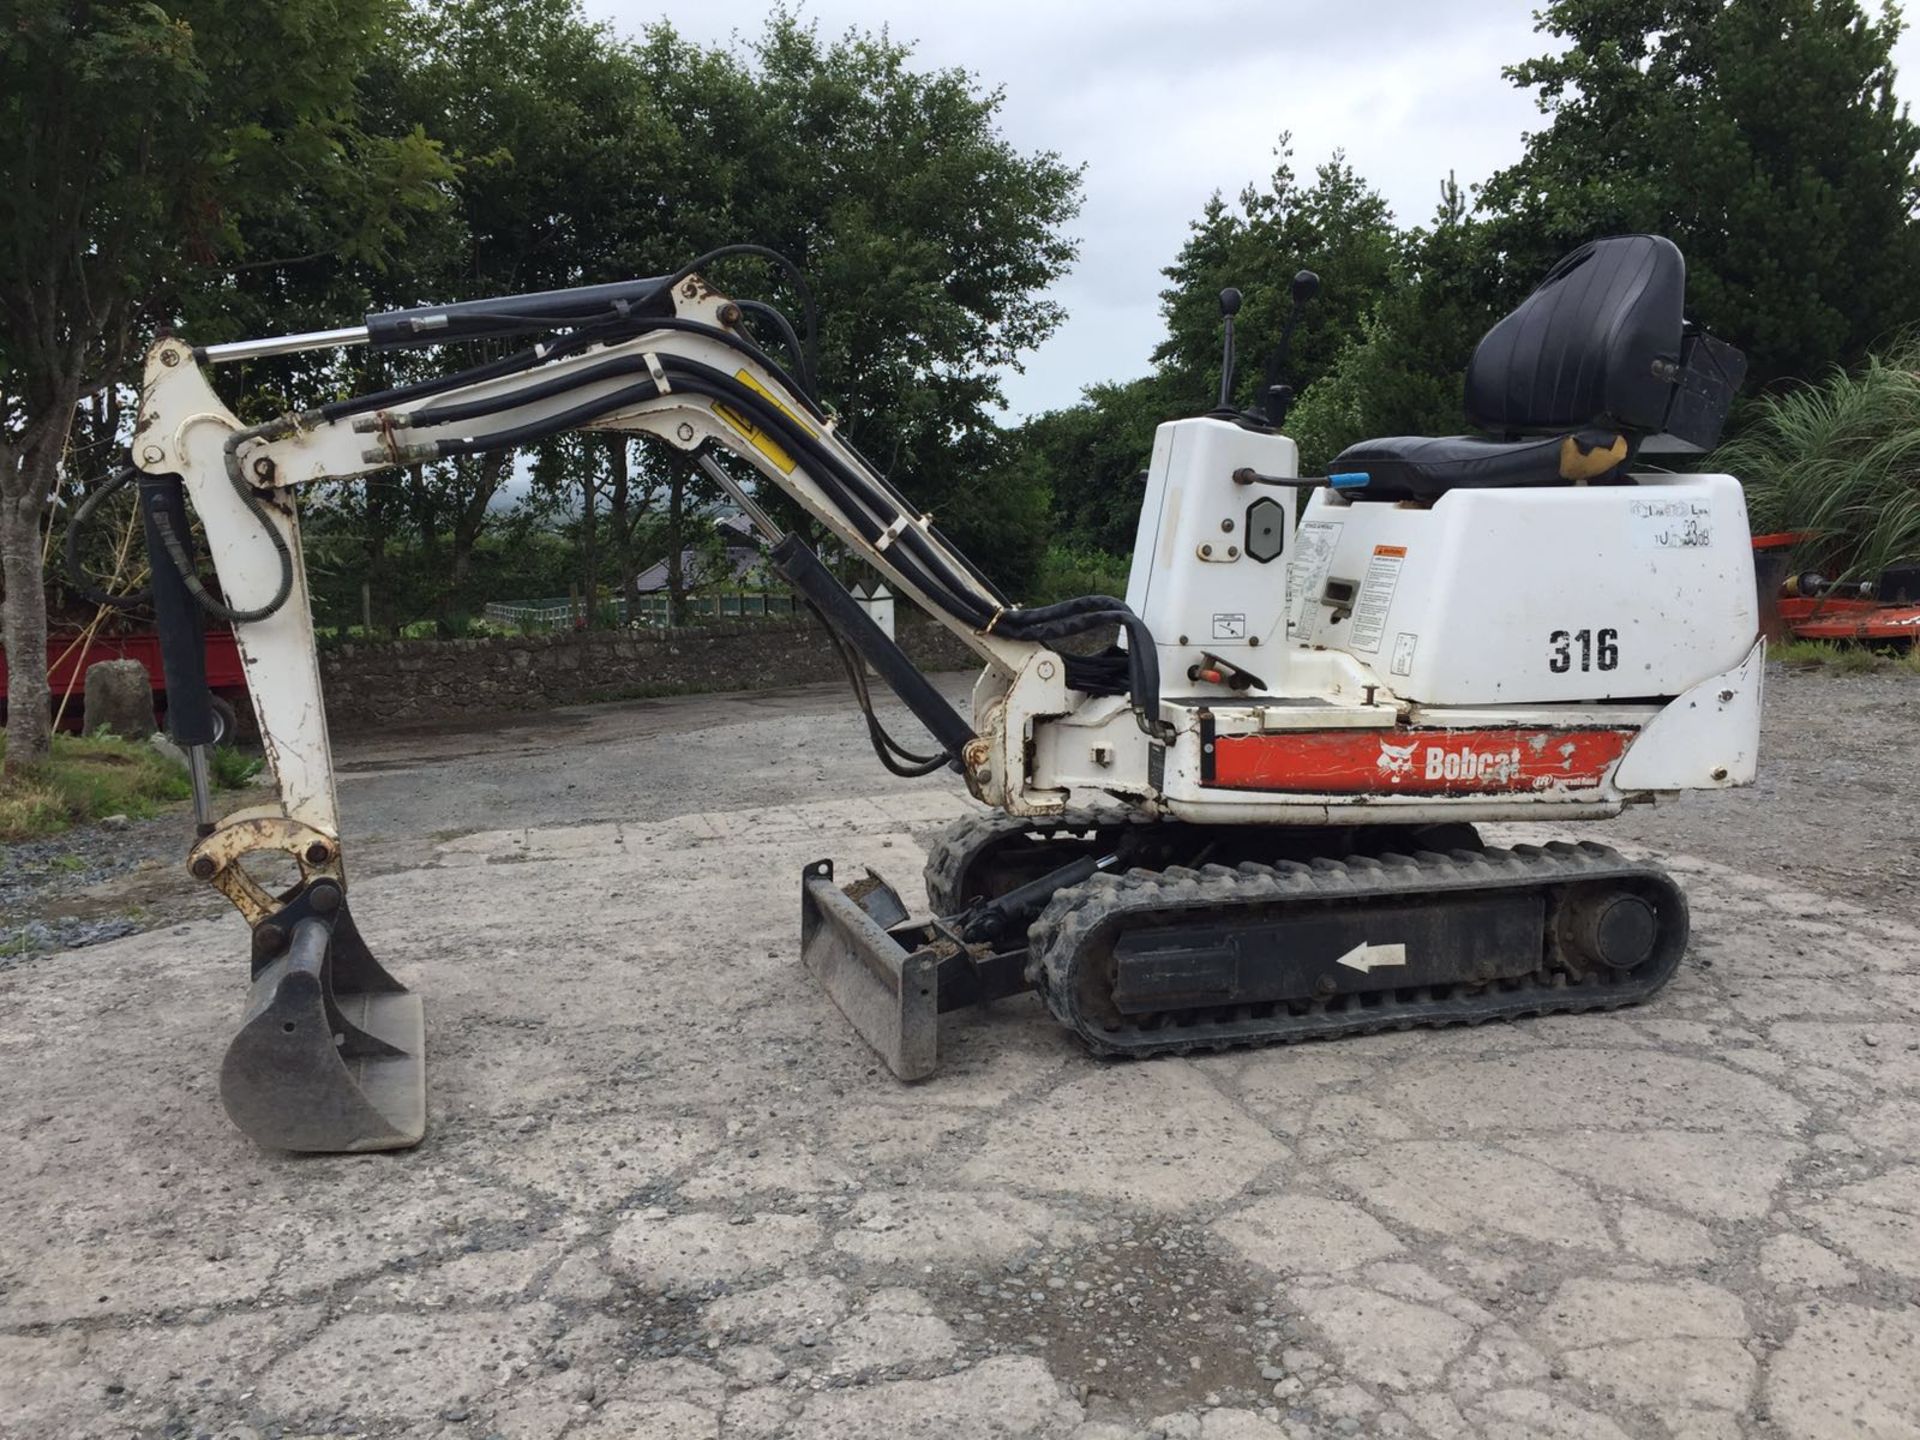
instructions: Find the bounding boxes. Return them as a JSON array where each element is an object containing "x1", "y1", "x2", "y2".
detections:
[{"x1": 1376, "y1": 739, "x2": 1418, "y2": 781}]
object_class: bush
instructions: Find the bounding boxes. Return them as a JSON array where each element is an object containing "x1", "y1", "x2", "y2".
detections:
[
  {"x1": 1721, "y1": 344, "x2": 1920, "y2": 580},
  {"x1": 1029, "y1": 544, "x2": 1133, "y2": 606}
]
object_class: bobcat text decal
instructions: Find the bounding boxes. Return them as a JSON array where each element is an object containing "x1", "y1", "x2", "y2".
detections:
[{"x1": 1207, "y1": 727, "x2": 1636, "y2": 796}]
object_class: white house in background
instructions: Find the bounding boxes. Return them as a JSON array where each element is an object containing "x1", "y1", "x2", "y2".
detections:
[{"x1": 629, "y1": 513, "x2": 767, "y2": 595}]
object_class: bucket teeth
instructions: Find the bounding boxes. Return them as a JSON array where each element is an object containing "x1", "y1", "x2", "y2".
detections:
[{"x1": 220, "y1": 901, "x2": 425, "y2": 1153}]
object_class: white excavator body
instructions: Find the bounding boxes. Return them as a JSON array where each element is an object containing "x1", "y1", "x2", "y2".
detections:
[{"x1": 107, "y1": 234, "x2": 1758, "y2": 1150}]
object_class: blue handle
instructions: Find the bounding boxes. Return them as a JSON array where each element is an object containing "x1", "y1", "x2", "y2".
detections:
[{"x1": 1329, "y1": 472, "x2": 1371, "y2": 490}]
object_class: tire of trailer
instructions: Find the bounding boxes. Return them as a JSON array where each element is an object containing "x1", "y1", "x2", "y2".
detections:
[{"x1": 208, "y1": 694, "x2": 239, "y2": 747}]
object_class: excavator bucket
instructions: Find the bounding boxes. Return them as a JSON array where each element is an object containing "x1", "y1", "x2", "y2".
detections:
[{"x1": 219, "y1": 897, "x2": 425, "y2": 1153}]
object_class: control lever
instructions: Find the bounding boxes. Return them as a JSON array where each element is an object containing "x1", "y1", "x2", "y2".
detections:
[{"x1": 1260, "y1": 269, "x2": 1320, "y2": 428}]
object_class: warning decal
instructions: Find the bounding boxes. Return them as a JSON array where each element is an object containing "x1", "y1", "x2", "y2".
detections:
[
  {"x1": 1212, "y1": 612, "x2": 1247, "y2": 640},
  {"x1": 1348, "y1": 544, "x2": 1407, "y2": 653},
  {"x1": 713, "y1": 370, "x2": 803, "y2": 474}
]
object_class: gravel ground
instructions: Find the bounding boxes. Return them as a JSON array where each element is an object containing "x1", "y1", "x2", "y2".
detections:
[
  {"x1": 0, "y1": 812, "x2": 185, "y2": 962},
  {"x1": 4, "y1": 753, "x2": 1918, "y2": 1438}
]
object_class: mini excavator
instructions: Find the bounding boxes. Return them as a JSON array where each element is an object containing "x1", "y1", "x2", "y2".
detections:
[{"x1": 109, "y1": 234, "x2": 1758, "y2": 1152}]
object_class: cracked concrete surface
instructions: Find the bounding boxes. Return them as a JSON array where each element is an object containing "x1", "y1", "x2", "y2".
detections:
[{"x1": 3, "y1": 677, "x2": 1919, "y2": 1440}]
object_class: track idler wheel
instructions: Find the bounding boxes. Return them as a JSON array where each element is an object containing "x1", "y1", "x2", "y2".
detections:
[{"x1": 219, "y1": 880, "x2": 425, "y2": 1153}]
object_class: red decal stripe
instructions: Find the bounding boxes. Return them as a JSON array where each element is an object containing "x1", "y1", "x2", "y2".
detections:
[{"x1": 1209, "y1": 728, "x2": 1635, "y2": 795}]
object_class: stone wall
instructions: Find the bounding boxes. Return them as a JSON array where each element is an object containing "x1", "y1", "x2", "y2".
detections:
[{"x1": 318, "y1": 616, "x2": 982, "y2": 730}]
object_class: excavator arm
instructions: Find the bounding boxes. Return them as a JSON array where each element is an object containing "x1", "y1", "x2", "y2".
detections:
[{"x1": 123, "y1": 256, "x2": 1155, "y2": 1151}]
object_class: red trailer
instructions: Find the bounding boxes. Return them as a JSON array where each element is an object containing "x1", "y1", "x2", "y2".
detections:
[{"x1": 0, "y1": 626, "x2": 249, "y2": 740}]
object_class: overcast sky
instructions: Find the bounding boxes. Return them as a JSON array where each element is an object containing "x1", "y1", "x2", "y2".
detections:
[{"x1": 586, "y1": 0, "x2": 1920, "y2": 420}]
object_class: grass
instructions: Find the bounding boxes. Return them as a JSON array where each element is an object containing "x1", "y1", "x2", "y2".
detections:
[
  {"x1": 0, "y1": 730, "x2": 192, "y2": 842},
  {"x1": 1721, "y1": 341, "x2": 1920, "y2": 582},
  {"x1": 1772, "y1": 638, "x2": 1920, "y2": 674},
  {"x1": 208, "y1": 745, "x2": 265, "y2": 788}
]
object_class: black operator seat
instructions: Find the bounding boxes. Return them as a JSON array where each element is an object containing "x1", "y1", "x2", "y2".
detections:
[{"x1": 1328, "y1": 234, "x2": 1745, "y2": 502}]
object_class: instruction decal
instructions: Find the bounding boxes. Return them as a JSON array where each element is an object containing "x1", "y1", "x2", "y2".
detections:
[
  {"x1": 1288, "y1": 520, "x2": 1344, "y2": 633},
  {"x1": 1631, "y1": 496, "x2": 1713, "y2": 550},
  {"x1": 1212, "y1": 612, "x2": 1247, "y2": 640},
  {"x1": 1390, "y1": 632, "x2": 1418, "y2": 676},
  {"x1": 1348, "y1": 544, "x2": 1407, "y2": 653}
]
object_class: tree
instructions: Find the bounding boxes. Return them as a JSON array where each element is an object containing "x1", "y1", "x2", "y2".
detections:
[
  {"x1": 313, "y1": 5, "x2": 1083, "y2": 618},
  {"x1": 360, "y1": 0, "x2": 679, "y2": 615},
  {"x1": 1028, "y1": 145, "x2": 1405, "y2": 550},
  {"x1": 1286, "y1": 176, "x2": 1505, "y2": 470},
  {"x1": 0, "y1": 0, "x2": 446, "y2": 767},
  {"x1": 1156, "y1": 145, "x2": 1401, "y2": 415},
  {"x1": 1012, "y1": 376, "x2": 1174, "y2": 556},
  {"x1": 631, "y1": 13, "x2": 1083, "y2": 595},
  {"x1": 1479, "y1": 0, "x2": 1920, "y2": 389}
]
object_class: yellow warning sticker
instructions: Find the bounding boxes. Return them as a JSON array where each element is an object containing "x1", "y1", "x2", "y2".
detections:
[{"x1": 713, "y1": 370, "x2": 800, "y2": 474}]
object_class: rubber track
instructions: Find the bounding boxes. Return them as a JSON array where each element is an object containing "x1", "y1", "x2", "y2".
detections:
[
  {"x1": 1027, "y1": 841, "x2": 1688, "y2": 1058},
  {"x1": 921, "y1": 808, "x2": 1118, "y2": 917}
]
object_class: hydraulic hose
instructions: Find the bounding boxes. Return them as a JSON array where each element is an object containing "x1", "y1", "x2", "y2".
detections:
[
  {"x1": 212, "y1": 262, "x2": 1165, "y2": 727},
  {"x1": 380, "y1": 343, "x2": 1167, "y2": 735},
  {"x1": 63, "y1": 465, "x2": 152, "y2": 609}
]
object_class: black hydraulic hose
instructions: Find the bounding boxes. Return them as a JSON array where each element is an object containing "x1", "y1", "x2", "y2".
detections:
[
  {"x1": 831, "y1": 426, "x2": 1013, "y2": 608},
  {"x1": 400, "y1": 317, "x2": 826, "y2": 431},
  {"x1": 411, "y1": 352, "x2": 660, "y2": 428},
  {"x1": 136, "y1": 424, "x2": 299, "y2": 627},
  {"x1": 811, "y1": 600, "x2": 951, "y2": 777},
  {"x1": 339, "y1": 334, "x2": 1165, "y2": 732},
  {"x1": 771, "y1": 531, "x2": 974, "y2": 765},
  {"x1": 320, "y1": 333, "x2": 588, "y2": 424},
  {"x1": 735, "y1": 300, "x2": 815, "y2": 399},
  {"x1": 432, "y1": 378, "x2": 662, "y2": 459},
  {"x1": 657, "y1": 243, "x2": 819, "y2": 387},
  {"x1": 64, "y1": 464, "x2": 152, "y2": 608}
]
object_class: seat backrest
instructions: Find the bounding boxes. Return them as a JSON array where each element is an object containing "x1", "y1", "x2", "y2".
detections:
[{"x1": 1465, "y1": 235, "x2": 1686, "y2": 438}]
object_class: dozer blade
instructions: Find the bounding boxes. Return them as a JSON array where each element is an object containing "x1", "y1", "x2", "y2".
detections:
[
  {"x1": 220, "y1": 897, "x2": 425, "y2": 1153},
  {"x1": 801, "y1": 860, "x2": 939, "y2": 1080}
]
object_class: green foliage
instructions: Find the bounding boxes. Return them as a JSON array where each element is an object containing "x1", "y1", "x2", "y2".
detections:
[
  {"x1": 1, "y1": 0, "x2": 450, "y2": 368},
  {"x1": 1156, "y1": 146, "x2": 1401, "y2": 415},
  {"x1": 221, "y1": 3, "x2": 1082, "y2": 619},
  {"x1": 2, "y1": 0, "x2": 451, "y2": 766},
  {"x1": 1030, "y1": 545, "x2": 1133, "y2": 607},
  {"x1": 1013, "y1": 377, "x2": 1174, "y2": 555},
  {"x1": 301, "y1": 506, "x2": 579, "y2": 632},
  {"x1": 208, "y1": 746, "x2": 265, "y2": 790},
  {"x1": 1480, "y1": 0, "x2": 1920, "y2": 390},
  {"x1": 0, "y1": 732, "x2": 191, "y2": 841},
  {"x1": 1718, "y1": 342, "x2": 1920, "y2": 580}
]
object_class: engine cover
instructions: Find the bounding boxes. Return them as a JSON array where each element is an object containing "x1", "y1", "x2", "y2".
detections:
[{"x1": 1288, "y1": 474, "x2": 1757, "y2": 704}]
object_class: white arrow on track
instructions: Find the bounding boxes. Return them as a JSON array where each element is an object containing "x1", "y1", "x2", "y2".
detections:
[{"x1": 1335, "y1": 941, "x2": 1408, "y2": 974}]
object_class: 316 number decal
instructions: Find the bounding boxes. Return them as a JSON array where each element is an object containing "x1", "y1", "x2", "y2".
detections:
[{"x1": 1549, "y1": 628, "x2": 1619, "y2": 673}]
